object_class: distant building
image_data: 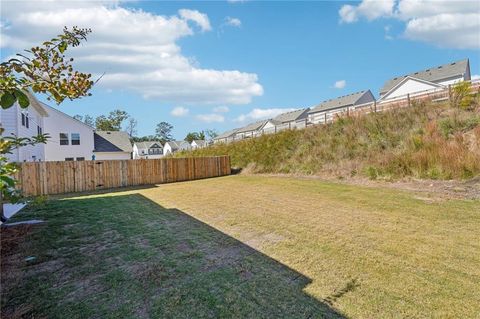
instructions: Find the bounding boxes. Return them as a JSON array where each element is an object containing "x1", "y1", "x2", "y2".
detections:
[
  {"x1": 308, "y1": 90, "x2": 375, "y2": 125},
  {"x1": 163, "y1": 140, "x2": 191, "y2": 155},
  {"x1": 379, "y1": 59, "x2": 471, "y2": 101},
  {"x1": 191, "y1": 140, "x2": 206, "y2": 149},
  {"x1": 213, "y1": 128, "x2": 240, "y2": 144},
  {"x1": 133, "y1": 141, "x2": 163, "y2": 159},
  {"x1": 234, "y1": 120, "x2": 270, "y2": 139},
  {"x1": 93, "y1": 131, "x2": 132, "y2": 160}
]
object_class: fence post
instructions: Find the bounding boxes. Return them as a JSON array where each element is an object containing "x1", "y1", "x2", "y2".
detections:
[
  {"x1": 448, "y1": 84, "x2": 452, "y2": 103},
  {"x1": 374, "y1": 100, "x2": 377, "y2": 113},
  {"x1": 324, "y1": 113, "x2": 327, "y2": 124},
  {"x1": 407, "y1": 93, "x2": 411, "y2": 107}
]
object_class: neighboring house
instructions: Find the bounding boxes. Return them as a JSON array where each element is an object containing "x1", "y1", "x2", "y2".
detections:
[
  {"x1": 234, "y1": 120, "x2": 270, "y2": 139},
  {"x1": 93, "y1": 131, "x2": 132, "y2": 160},
  {"x1": 0, "y1": 92, "x2": 47, "y2": 162},
  {"x1": 164, "y1": 140, "x2": 192, "y2": 155},
  {"x1": 191, "y1": 140, "x2": 206, "y2": 149},
  {"x1": 179, "y1": 140, "x2": 192, "y2": 151},
  {"x1": 213, "y1": 128, "x2": 239, "y2": 144},
  {"x1": 308, "y1": 90, "x2": 375, "y2": 125},
  {"x1": 133, "y1": 141, "x2": 163, "y2": 159},
  {"x1": 163, "y1": 141, "x2": 180, "y2": 155},
  {"x1": 270, "y1": 108, "x2": 310, "y2": 132},
  {"x1": 42, "y1": 103, "x2": 95, "y2": 162},
  {"x1": 379, "y1": 59, "x2": 471, "y2": 101}
]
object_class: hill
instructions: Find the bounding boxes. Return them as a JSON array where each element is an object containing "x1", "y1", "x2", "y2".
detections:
[{"x1": 180, "y1": 100, "x2": 480, "y2": 180}]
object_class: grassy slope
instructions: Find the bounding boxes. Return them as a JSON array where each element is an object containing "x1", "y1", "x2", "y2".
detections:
[
  {"x1": 181, "y1": 102, "x2": 480, "y2": 180},
  {"x1": 2, "y1": 175, "x2": 480, "y2": 318}
]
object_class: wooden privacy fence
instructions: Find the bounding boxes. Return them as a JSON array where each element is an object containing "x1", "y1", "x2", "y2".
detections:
[{"x1": 16, "y1": 156, "x2": 231, "y2": 196}]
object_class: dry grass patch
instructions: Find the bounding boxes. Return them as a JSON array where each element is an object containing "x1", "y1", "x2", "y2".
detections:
[{"x1": 2, "y1": 175, "x2": 479, "y2": 318}]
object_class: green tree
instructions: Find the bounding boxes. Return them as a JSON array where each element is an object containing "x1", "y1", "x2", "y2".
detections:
[
  {"x1": 155, "y1": 122, "x2": 173, "y2": 143},
  {"x1": 95, "y1": 109, "x2": 129, "y2": 131},
  {"x1": 0, "y1": 27, "x2": 93, "y2": 221},
  {"x1": 185, "y1": 132, "x2": 200, "y2": 143}
]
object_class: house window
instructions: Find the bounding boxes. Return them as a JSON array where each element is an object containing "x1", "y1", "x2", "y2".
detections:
[
  {"x1": 21, "y1": 113, "x2": 25, "y2": 126},
  {"x1": 65, "y1": 157, "x2": 74, "y2": 161},
  {"x1": 71, "y1": 133, "x2": 80, "y2": 145},
  {"x1": 26, "y1": 116, "x2": 29, "y2": 128},
  {"x1": 60, "y1": 133, "x2": 69, "y2": 145},
  {"x1": 37, "y1": 126, "x2": 42, "y2": 135},
  {"x1": 76, "y1": 157, "x2": 85, "y2": 161}
]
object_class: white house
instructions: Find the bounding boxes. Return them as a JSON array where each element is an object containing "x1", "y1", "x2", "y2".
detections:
[
  {"x1": 133, "y1": 141, "x2": 163, "y2": 159},
  {"x1": 0, "y1": 93, "x2": 47, "y2": 162},
  {"x1": 163, "y1": 140, "x2": 192, "y2": 155},
  {"x1": 379, "y1": 59, "x2": 471, "y2": 102},
  {"x1": 191, "y1": 140, "x2": 206, "y2": 149},
  {"x1": 93, "y1": 131, "x2": 132, "y2": 160},
  {"x1": 42, "y1": 103, "x2": 95, "y2": 161},
  {"x1": 308, "y1": 90, "x2": 375, "y2": 125}
]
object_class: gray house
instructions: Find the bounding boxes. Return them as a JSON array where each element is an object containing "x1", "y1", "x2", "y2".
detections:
[
  {"x1": 234, "y1": 120, "x2": 270, "y2": 139},
  {"x1": 271, "y1": 108, "x2": 310, "y2": 131},
  {"x1": 379, "y1": 59, "x2": 471, "y2": 101},
  {"x1": 213, "y1": 128, "x2": 240, "y2": 144},
  {"x1": 308, "y1": 90, "x2": 375, "y2": 125},
  {"x1": 93, "y1": 131, "x2": 133, "y2": 160}
]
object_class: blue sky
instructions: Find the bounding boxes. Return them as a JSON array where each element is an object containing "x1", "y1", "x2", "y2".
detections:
[{"x1": 1, "y1": 0, "x2": 479, "y2": 139}]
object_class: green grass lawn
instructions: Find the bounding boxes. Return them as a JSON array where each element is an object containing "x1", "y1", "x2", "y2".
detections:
[{"x1": 2, "y1": 175, "x2": 479, "y2": 318}]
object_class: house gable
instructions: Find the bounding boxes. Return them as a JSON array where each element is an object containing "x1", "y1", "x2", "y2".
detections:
[{"x1": 380, "y1": 76, "x2": 443, "y2": 101}]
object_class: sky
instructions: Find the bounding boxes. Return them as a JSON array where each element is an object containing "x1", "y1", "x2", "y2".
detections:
[{"x1": 1, "y1": 0, "x2": 479, "y2": 140}]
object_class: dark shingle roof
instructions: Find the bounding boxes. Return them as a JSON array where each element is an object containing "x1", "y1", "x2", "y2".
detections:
[
  {"x1": 308, "y1": 91, "x2": 367, "y2": 113},
  {"x1": 273, "y1": 108, "x2": 309, "y2": 123},
  {"x1": 94, "y1": 131, "x2": 132, "y2": 153},
  {"x1": 380, "y1": 59, "x2": 469, "y2": 95}
]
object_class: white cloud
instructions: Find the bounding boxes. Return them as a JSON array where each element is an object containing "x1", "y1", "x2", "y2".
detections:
[
  {"x1": 333, "y1": 80, "x2": 346, "y2": 89},
  {"x1": 178, "y1": 9, "x2": 211, "y2": 32},
  {"x1": 213, "y1": 106, "x2": 229, "y2": 113},
  {"x1": 196, "y1": 113, "x2": 225, "y2": 123},
  {"x1": 235, "y1": 108, "x2": 296, "y2": 123},
  {"x1": 170, "y1": 106, "x2": 189, "y2": 117},
  {"x1": 339, "y1": 0, "x2": 395, "y2": 23},
  {"x1": 472, "y1": 74, "x2": 480, "y2": 80},
  {"x1": 225, "y1": 16, "x2": 242, "y2": 27},
  {"x1": 338, "y1": 0, "x2": 480, "y2": 49},
  {"x1": 0, "y1": 1, "x2": 263, "y2": 105}
]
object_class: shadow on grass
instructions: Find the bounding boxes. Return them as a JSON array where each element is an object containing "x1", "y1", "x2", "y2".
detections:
[{"x1": 1, "y1": 193, "x2": 345, "y2": 319}]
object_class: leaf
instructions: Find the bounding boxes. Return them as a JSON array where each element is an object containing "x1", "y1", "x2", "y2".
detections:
[
  {"x1": 14, "y1": 90, "x2": 30, "y2": 108},
  {"x1": 0, "y1": 92, "x2": 16, "y2": 109},
  {"x1": 0, "y1": 175, "x2": 16, "y2": 188},
  {"x1": 58, "y1": 41, "x2": 67, "y2": 54}
]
